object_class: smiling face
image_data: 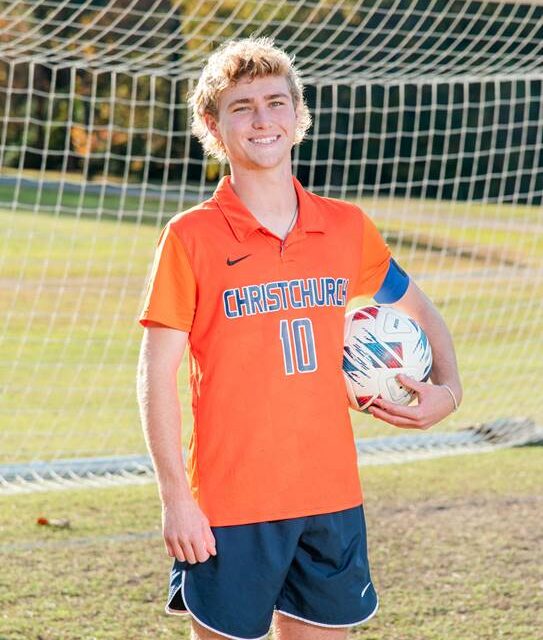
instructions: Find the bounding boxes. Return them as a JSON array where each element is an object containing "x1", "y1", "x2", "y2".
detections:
[{"x1": 204, "y1": 74, "x2": 300, "y2": 173}]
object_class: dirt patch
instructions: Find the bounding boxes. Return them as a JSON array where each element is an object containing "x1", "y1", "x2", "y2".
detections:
[{"x1": 356, "y1": 493, "x2": 543, "y2": 640}]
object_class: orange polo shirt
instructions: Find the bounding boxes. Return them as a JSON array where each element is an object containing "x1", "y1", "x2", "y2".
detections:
[{"x1": 139, "y1": 175, "x2": 391, "y2": 526}]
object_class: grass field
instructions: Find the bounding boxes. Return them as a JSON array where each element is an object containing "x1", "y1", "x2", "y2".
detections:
[
  {"x1": 1, "y1": 447, "x2": 542, "y2": 639},
  {"x1": 1, "y1": 183, "x2": 542, "y2": 464},
  {"x1": 1, "y1": 180, "x2": 542, "y2": 639}
]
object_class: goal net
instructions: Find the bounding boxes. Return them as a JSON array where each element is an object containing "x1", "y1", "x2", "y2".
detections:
[{"x1": 1, "y1": 0, "x2": 542, "y2": 489}]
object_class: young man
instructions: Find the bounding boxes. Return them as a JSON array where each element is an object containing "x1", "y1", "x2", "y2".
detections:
[{"x1": 137, "y1": 37, "x2": 462, "y2": 640}]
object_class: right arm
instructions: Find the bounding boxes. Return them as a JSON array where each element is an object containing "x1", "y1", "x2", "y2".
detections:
[{"x1": 136, "y1": 325, "x2": 216, "y2": 564}]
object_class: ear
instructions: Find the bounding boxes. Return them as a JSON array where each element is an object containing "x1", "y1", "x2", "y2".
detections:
[{"x1": 204, "y1": 113, "x2": 222, "y2": 142}]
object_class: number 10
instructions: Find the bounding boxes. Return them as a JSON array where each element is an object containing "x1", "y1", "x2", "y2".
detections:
[{"x1": 279, "y1": 318, "x2": 317, "y2": 375}]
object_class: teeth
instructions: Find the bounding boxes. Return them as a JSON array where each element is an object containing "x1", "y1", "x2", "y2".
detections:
[{"x1": 251, "y1": 136, "x2": 279, "y2": 145}]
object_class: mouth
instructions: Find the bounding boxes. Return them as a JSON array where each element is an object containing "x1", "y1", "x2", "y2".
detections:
[{"x1": 249, "y1": 135, "x2": 280, "y2": 146}]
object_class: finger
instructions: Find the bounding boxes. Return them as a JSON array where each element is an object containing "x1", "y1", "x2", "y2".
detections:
[
  {"x1": 164, "y1": 534, "x2": 181, "y2": 559},
  {"x1": 396, "y1": 374, "x2": 425, "y2": 393},
  {"x1": 203, "y1": 525, "x2": 217, "y2": 556},
  {"x1": 372, "y1": 398, "x2": 420, "y2": 419},
  {"x1": 169, "y1": 539, "x2": 186, "y2": 563},
  {"x1": 368, "y1": 405, "x2": 423, "y2": 428},
  {"x1": 192, "y1": 537, "x2": 212, "y2": 563},
  {"x1": 179, "y1": 539, "x2": 197, "y2": 564}
]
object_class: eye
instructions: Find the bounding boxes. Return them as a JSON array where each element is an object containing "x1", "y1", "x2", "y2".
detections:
[
  {"x1": 270, "y1": 101, "x2": 285, "y2": 107},
  {"x1": 233, "y1": 106, "x2": 249, "y2": 113}
]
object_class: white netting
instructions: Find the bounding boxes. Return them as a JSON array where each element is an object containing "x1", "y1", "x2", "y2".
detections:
[
  {"x1": 1, "y1": 0, "x2": 542, "y2": 79},
  {"x1": 0, "y1": 0, "x2": 542, "y2": 488}
]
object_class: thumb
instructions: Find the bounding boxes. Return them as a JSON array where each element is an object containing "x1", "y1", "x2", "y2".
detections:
[{"x1": 396, "y1": 374, "x2": 425, "y2": 393}]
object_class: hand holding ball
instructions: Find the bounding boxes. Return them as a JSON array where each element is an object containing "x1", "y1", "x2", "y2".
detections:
[{"x1": 343, "y1": 305, "x2": 432, "y2": 411}]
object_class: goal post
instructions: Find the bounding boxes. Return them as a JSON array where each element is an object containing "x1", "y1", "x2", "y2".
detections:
[{"x1": 0, "y1": 0, "x2": 542, "y2": 488}]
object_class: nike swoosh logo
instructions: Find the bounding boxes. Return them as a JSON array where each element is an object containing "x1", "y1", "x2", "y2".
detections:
[
  {"x1": 361, "y1": 582, "x2": 372, "y2": 598},
  {"x1": 226, "y1": 254, "x2": 251, "y2": 266}
]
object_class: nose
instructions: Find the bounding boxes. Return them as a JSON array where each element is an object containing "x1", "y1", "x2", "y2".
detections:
[{"x1": 252, "y1": 104, "x2": 272, "y2": 129}]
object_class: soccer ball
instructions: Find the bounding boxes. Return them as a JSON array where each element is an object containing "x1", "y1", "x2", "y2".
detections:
[{"x1": 343, "y1": 305, "x2": 433, "y2": 412}]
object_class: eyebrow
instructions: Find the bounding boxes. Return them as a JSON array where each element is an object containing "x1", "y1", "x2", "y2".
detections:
[{"x1": 227, "y1": 93, "x2": 290, "y2": 109}]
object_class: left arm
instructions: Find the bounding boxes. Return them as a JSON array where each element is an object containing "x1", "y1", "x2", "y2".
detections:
[{"x1": 368, "y1": 279, "x2": 463, "y2": 430}]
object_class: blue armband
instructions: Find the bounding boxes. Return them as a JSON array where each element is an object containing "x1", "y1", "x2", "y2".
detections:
[{"x1": 374, "y1": 258, "x2": 410, "y2": 304}]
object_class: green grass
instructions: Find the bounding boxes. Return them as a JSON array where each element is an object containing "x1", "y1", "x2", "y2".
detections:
[
  {"x1": 1, "y1": 448, "x2": 541, "y2": 639},
  {"x1": 1, "y1": 185, "x2": 542, "y2": 464},
  {"x1": 1, "y1": 181, "x2": 542, "y2": 639},
  {"x1": 357, "y1": 194, "x2": 543, "y2": 225},
  {"x1": 381, "y1": 219, "x2": 543, "y2": 266},
  {"x1": 0, "y1": 181, "x2": 193, "y2": 225}
]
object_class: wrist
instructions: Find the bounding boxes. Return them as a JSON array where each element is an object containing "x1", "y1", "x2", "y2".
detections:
[
  {"x1": 441, "y1": 383, "x2": 460, "y2": 412},
  {"x1": 159, "y1": 480, "x2": 194, "y2": 506}
]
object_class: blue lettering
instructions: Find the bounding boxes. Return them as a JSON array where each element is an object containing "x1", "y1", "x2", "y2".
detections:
[
  {"x1": 335, "y1": 278, "x2": 348, "y2": 306},
  {"x1": 276, "y1": 281, "x2": 289, "y2": 310},
  {"x1": 325, "y1": 278, "x2": 336, "y2": 306},
  {"x1": 224, "y1": 276, "x2": 349, "y2": 318},
  {"x1": 288, "y1": 280, "x2": 303, "y2": 308},
  {"x1": 340, "y1": 278, "x2": 349, "y2": 305},
  {"x1": 265, "y1": 282, "x2": 281, "y2": 312},
  {"x1": 248, "y1": 285, "x2": 266, "y2": 314},
  {"x1": 223, "y1": 290, "x2": 239, "y2": 318},
  {"x1": 300, "y1": 279, "x2": 314, "y2": 308},
  {"x1": 235, "y1": 287, "x2": 251, "y2": 317},
  {"x1": 312, "y1": 278, "x2": 325, "y2": 305}
]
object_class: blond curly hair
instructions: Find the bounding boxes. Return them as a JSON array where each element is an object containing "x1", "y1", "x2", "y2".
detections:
[{"x1": 188, "y1": 36, "x2": 312, "y2": 163}]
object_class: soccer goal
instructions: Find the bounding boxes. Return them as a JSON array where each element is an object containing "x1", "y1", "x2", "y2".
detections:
[{"x1": 1, "y1": 0, "x2": 542, "y2": 491}]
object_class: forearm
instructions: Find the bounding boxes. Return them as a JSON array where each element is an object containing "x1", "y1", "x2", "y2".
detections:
[
  {"x1": 136, "y1": 368, "x2": 193, "y2": 505},
  {"x1": 394, "y1": 281, "x2": 462, "y2": 405},
  {"x1": 419, "y1": 305, "x2": 463, "y2": 404}
]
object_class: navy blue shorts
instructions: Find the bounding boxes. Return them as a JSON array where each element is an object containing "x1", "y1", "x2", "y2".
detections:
[{"x1": 165, "y1": 504, "x2": 378, "y2": 640}]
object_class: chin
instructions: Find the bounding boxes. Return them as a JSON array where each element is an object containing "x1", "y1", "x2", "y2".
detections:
[{"x1": 250, "y1": 151, "x2": 290, "y2": 168}]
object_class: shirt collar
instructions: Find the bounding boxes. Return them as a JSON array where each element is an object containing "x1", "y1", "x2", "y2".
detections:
[{"x1": 213, "y1": 175, "x2": 325, "y2": 242}]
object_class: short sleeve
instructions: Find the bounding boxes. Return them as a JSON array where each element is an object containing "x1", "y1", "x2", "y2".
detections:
[
  {"x1": 138, "y1": 224, "x2": 196, "y2": 331},
  {"x1": 351, "y1": 210, "x2": 392, "y2": 298}
]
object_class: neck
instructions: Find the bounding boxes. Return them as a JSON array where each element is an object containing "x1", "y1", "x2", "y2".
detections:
[{"x1": 229, "y1": 164, "x2": 297, "y2": 220}]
